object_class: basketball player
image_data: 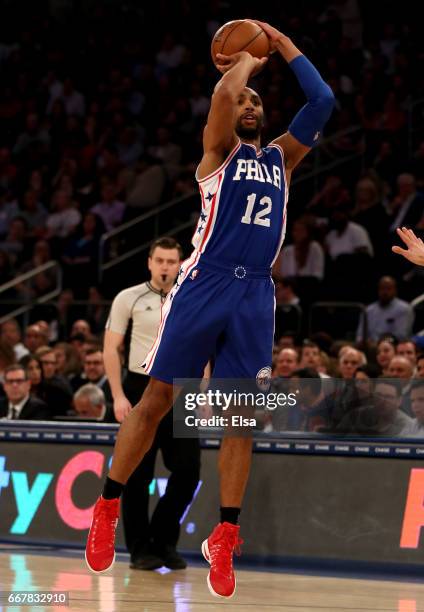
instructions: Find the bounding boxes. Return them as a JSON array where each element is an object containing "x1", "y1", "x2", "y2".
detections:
[
  {"x1": 392, "y1": 227, "x2": 424, "y2": 266},
  {"x1": 86, "y1": 20, "x2": 334, "y2": 598},
  {"x1": 104, "y1": 237, "x2": 200, "y2": 571}
]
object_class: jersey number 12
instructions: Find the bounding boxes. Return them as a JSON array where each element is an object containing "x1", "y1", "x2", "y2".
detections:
[{"x1": 241, "y1": 193, "x2": 272, "y2": 227}]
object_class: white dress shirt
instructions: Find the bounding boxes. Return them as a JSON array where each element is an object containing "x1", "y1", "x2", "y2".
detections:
[{"x1": 7, "y1": 394, "x2": 30, "y2": 420}]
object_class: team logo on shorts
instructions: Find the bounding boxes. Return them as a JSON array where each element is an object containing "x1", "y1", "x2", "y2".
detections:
[
  {"x1": 190, "y1": 269, "x2": 199, "y2": 280},
  {"x1": 256, "y1": 366, "x2": 271, "y2": 391}
]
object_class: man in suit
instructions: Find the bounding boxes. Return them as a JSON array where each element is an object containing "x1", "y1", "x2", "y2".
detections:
[
  {"x1": 73, "y1": 384, "x2": 115, "y2": 422},
  {"x1": 388, "y1": 174, "x2": 424, "y2": 232},
  {"x1": 0, "y1": 364, "x2": 50, "y2": 420},
  {"x1": 71, "y1": 347, "x2": 112, "y2": 404}
]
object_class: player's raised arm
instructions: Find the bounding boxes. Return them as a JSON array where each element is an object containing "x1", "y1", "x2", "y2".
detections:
[
  {"x1": 254, "y1": 20, "x2": 335, "y2": 172},
  {"x1": 197, "y1": 51, "x2": 267, "y2": 179}
]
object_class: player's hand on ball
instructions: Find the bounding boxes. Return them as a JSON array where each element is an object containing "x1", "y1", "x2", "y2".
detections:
[
  {"x1": 251, "y1": 20, "x2": 283, "y2": 52},
  {"x1": 113, "y1": 395, "x2": 132, "y2": 423},
  {"x1": 215, "y1": 51, "x2": 268, "y2": 75}
]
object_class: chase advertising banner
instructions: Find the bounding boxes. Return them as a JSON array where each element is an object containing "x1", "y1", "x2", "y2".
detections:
[{"x1": 1, "y1": 440, "x2": 424, "y2": 567}]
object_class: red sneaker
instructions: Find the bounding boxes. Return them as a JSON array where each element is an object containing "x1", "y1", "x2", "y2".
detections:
[
  {"x1": 201, "y1": 522, "x2": 243, "y2": 598},
  {"x1": 85, "y1": 496, "x2": 119, "y2": 573}
]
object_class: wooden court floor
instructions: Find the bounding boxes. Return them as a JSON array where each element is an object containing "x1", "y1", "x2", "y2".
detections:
[{"x1": 0, "y1": 549, "x2": 423, "y2": 611}]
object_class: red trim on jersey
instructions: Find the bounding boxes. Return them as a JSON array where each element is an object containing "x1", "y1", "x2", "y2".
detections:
[
  {"x1": 198, "y1": 173, "x2": 222, "y2": 252},
  {"x1": 196, "y1": 140, "x2": 241, "y2": 183}
]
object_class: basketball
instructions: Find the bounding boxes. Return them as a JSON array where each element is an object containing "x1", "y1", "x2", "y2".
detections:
[{"x1": 211, "y1": 20, "x2": 270, "y2": 68}]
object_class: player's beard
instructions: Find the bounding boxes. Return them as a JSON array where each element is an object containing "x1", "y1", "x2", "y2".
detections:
[{"x1": 235, "y1": 115, "x2": 263, "y2": 141}]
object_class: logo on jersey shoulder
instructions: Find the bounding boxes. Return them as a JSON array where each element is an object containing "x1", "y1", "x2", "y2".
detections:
[
  {"x1": 190, "y1": 269, "x2": 199, "y2": 280},
  {"x1": 233, "y1": 159, "x2": 282, "y2": 190},
  {"x1": 256, "y1": 366, "x2": 272, "y2": 391}
]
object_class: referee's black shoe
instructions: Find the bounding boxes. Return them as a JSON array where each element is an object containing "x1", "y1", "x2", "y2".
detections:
[
  {"x1": 130, "y1": 547, "x2": 163, "y2": 571},
  {"x1": 159, "y1": 545, "x2": 187, "y2": 570}
]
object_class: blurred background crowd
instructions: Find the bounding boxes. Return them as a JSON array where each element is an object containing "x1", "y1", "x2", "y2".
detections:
[{"x1": 1, "y1": 0, "x2": 424, "y2": 434}]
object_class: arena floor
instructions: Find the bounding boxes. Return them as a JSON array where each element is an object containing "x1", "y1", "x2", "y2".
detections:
[{"x1": 0, "y1": 548, "x2": 423, "y2": 611}]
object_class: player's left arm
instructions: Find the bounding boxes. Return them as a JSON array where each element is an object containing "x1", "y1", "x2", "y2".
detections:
[{"x1": 254, "y1": 21, "x2": 335, "y2": 172}]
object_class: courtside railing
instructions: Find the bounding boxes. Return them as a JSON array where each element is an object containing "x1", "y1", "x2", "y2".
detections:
[
  {"x1": 97, "y1": 125, "x2": 365, "y2": 283},
  {"x1": 98, "y1": 191, "x2": 198, "y2": 283},
  {"x1": 0, "y1": 261, "x2": 62, "y2": 326}
]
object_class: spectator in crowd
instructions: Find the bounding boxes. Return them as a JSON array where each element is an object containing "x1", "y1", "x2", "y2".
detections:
[
  {"x1": 306, "y1": 175, "x2": 351, "y2": 219},
  {"x1": 404, "y1": 379, "x2": 424, "y2": 437},
  {"x1": 71, "y1": 347, "x2": 112, "y2": 403},
  {"x1": 325, "y1": 203, "x2": 373, "y2": 260},
  {"x1": 45, "y1": 190, "x2": 81, "y2": 239},
  {"x1": 0, "y1": 249, "x2": 14, "y2": 286},
  {"x1": 352, "y1": 176, "x2": 389, "y2": 255},
  {"x1": 61, "y1": 212, "x2": 105, "y2": 290},
  {"x1": 90, "y1": 184, "x2": 126, "y2": 231},
  {"x1": 338, "y1": 347, "x2": 365, "y2": 379},
  {"x1": 0, "y1": 217, "x2": 31, "y2": 265},
  {"x1": 273, "y1": 348, "x2": 299, "y2": 378},
  {"x1": 0, "y1": 186, "x2": 19, "y2": 237},
  {"x1": 396, "y1": 339, "x2": 417, "y2": 368},
  {"x1": 416, "y1": 354, "x2": 424, "y2": 379},
  {"x1": 0, "y1": 364, "x2": 49, "y2": 420},
  {"x1": 386, "y1": 354, "x2": 414, "y2": 416},
  {"x1": 287, "y1": 368, "x2": 324, "y2": 432},
  {"x1": 0, "y1": 319, "x2": 29, "y2": 360},
  {"x1": 276, "y1": 333, "x2": 298, "y2": 350},
  {"x1": 18, "y1": 240, "x2": 56, "y2": 299},
  {"x1": 12, "y1": 112, "x2": 50, "y2": 161},
  {"x1": 48, "y1": 77, "x2": 86, "y2": 117},
  {"x1": 35, "y1": 320, "x2": 52, "y2": 343},
  {"x1": 24, "y1": 323, "x2": 49, "y2": 353},
  {"x1": 387, "y1": 355, "x2": 414, "y2": 380},
  {"x1": 22, "y1": 353, "x2": 72, "y2": 417},
  {"x1": 19, "y1": 189, "x2": 48, "y2": 234},
  {"x1": 300, "y1": 340, "x2": 330, "y2": 379},
  {"x1": 0, "y1": 340, "x2": 16, "y2": 385},
  {"x1": 375, "y1": 336, "x2": 397, "y2": 376},
  {"x1": 274, "y1": 277, "x2": 300, "y2": 307},
  {"x1": 387, "y1": 173, "x2": 424, "y2": 233},
  {"x1": 357, "y1": 276, "x2": 414, "y2": 342},
  {"x1": 70, "y1": 319, "x2": 92, "y2": 340},
  {"x1": 373, "y1": 379, "x2": 413, "y2": 436},
  {"x1": 53, "y1": 342, "x2": 81, "y2": 379},
  {"x1": 86, "y1": 286, "x2": 109, "y2": 333},
  {"x1": 36, "y1": 346, "x2": 66, "y2": 380},
  {"x1": 148, "y1": 127, "x2": 182, "y2": 181},
  {"x1": 73, "y1": 384, "x2": 115, "y2": 422},
  {"x1": 273, "y1": 216, "x2": 325, "y2": 282}
]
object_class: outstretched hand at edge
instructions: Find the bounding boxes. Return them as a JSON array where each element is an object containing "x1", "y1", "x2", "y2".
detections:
[{"x1": 392, "y1": 227, "x2": 424, "y2": 266}]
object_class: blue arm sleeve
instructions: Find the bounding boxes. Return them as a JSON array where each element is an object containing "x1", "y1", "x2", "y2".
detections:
[{"x1": 287, "y1": 55, "x2": 335, "y2": 147}]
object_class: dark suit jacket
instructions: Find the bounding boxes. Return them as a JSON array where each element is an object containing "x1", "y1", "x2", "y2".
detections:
[
  {"x1": 0, "y1": 396, "x2": 50, "y2": 420},
  {"x1": 389, "y1": 195, "x2": 424, "y2": 231}
]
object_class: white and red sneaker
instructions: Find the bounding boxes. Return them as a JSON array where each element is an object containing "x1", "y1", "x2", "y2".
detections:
[
  {"x1": 201, "y1": 522, "x2": 243, "y2": 598},
  {"x1": 85, "y1": 496, "x2": 119, "y2": 573}
]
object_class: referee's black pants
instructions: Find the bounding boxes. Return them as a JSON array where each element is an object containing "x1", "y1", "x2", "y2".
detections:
[{"x1": 122, "y1": 371, "x2": 201, "y2": 558}]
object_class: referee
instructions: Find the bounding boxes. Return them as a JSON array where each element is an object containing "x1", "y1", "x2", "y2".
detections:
[{"x1": 104, "y1": 237, "x2": 200, "y2": 570}]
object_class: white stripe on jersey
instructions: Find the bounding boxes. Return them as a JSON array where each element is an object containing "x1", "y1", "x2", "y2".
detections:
[
  {"x1": 143, "y1": 249, "x2": 201, "y2": 374},
  {"x1": 268, "y1": 143, "x2": 289, "y2": 266}
]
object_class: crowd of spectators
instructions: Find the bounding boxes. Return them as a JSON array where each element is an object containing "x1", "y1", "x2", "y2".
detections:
[
  {"x1": 1, "y1": 2, "x2": 424, "y2": 435},
  {"x1": 0, "y1": 317, "x2": 115, "y2": 422},
  {"x1": 0, "y1": 0, "x2": 423, "y2": 302}
]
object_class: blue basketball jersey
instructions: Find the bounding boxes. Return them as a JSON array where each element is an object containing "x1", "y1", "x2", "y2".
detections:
[{"x1": 193, "y1": 141, "x2": 288, "y2": 267}]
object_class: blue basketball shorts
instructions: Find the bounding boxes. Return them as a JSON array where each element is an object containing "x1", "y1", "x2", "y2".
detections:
[{"x1": 143, "y1": 252, "x2": 275, "y2": 383}]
